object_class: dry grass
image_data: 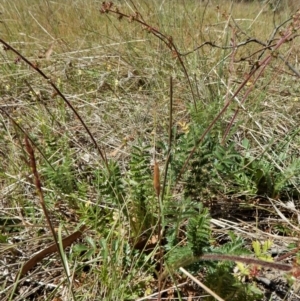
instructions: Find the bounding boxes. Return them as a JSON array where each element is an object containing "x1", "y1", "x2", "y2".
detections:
[{"x1": 1, "y1": 0, "x2": 300, "y2": 300}]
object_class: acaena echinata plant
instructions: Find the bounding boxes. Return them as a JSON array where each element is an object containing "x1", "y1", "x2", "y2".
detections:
[{"x1": 175, "y1": 10, "x2": 300, "y2": 184}]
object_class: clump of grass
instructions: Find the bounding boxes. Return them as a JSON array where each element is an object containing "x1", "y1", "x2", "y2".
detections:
[{"x1": 1, "y1": 1, "x2": 300, "y2": 300}]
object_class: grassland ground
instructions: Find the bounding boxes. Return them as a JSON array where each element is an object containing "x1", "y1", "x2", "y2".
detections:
[{"x1": 1, "y1": 0, "x2": 300, "y2": 300}]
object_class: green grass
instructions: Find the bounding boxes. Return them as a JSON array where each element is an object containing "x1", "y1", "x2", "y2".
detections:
[{"x1": 1, "y1": 0, "x2": 300, "y2": 300}]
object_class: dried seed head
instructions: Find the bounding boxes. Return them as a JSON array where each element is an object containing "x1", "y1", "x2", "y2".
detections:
[
  {"x1": 100, "y1": 1, "x2": 113, "y2": 13},
  {"x1": 153, "y1": 160, "x2": 160, "y2": 198}
]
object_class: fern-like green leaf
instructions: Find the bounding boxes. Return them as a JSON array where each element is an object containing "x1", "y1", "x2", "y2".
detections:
[
  {"x1": 212, "y1": 237, "x2": 251, "y2": 257},
  {"x1": 187, "y1": 207, "x2": 211, "y2": 256},
  {"x1": 97, "y1": 160, "x2": 124, "y2": 208}
]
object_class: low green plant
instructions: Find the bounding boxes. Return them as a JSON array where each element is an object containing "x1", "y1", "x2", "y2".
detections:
[
  {"x1": 168, "y1": 118, "x2": 300, "y2": 202},
  {"x1": 252, "y1": 240, "x2": 273, "y2": 262},
  {"x1": 164, "y1": 205, "x2": 263, "y2": 300},
  {"x1": 95, "y1": 144, "x2": 157, "y2": 238}
]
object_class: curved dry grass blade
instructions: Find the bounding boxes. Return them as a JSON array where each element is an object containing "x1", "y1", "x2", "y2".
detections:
[{"x1": 16, "y1": 225, "x2": 86, "y2": 279}]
